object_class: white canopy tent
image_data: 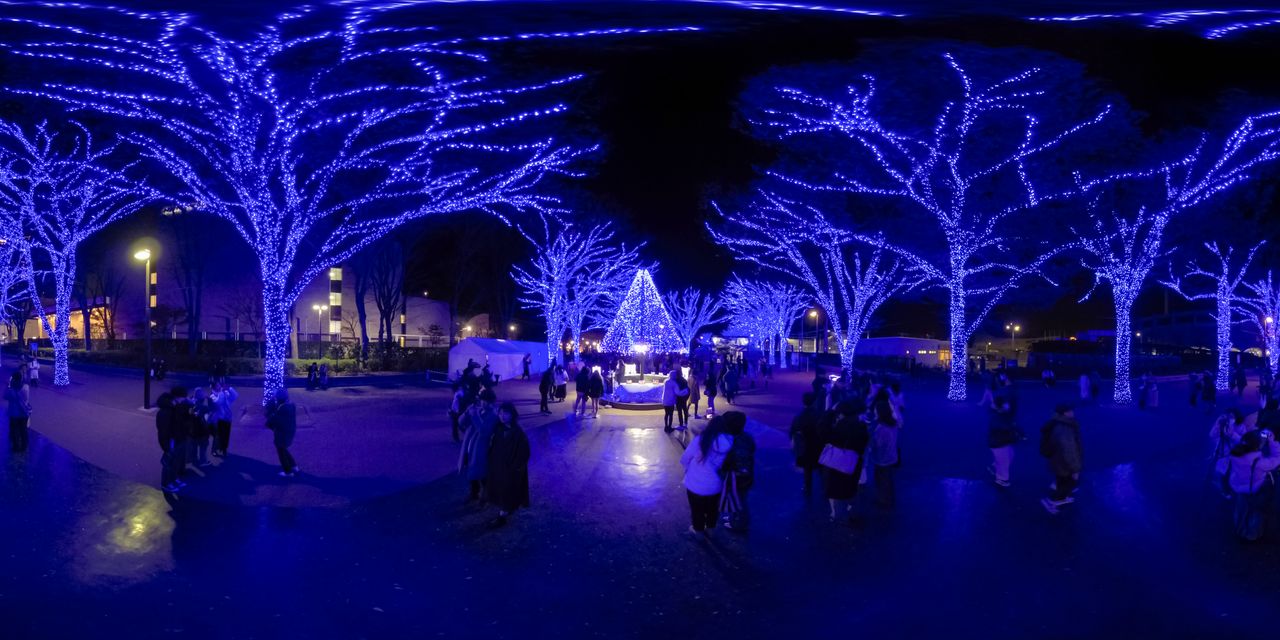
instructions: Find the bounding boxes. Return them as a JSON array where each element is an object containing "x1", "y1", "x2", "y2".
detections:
[{"x1": 448, "y1": 338, "x2": 549, "y2": 381}]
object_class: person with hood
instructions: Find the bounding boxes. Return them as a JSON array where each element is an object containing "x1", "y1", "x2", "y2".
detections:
[
  {"x1": 680, "y1": 415, "x2": 734, "y2": 535},
  {"x1": 537, "y1": 366, "x2": 554, "y2": 415},
  {"x1": 1040, "y1": 403, "x2": 1083, "y2": 515},
  {"x1": 458, "y1": 388, "x2": 499, "y2": 501},
  {"x1": 987, "y1": 395, "x2": 1020, "y2": 487},
  {"x1": 719, "y1": 411, "x2": 755, "y2": 532},
  {"x1": 486, "y1": 402, "x2": 531, "y2": 527},
  {"x1": 209, "y1": 381, "x2": 239, "y2": 457},
  {"x1": 6, "y1": 370, "x2": 31, "y2": 453},
  {"x1": 1217, "y1": 429, "x2": 1280, "y2": 540},
  {"x1": 266, "y1": 388, "x2": 299, "y2": 477},
  {"x1": 790, "y1": 392, "x2": 823, "y2": 495}
]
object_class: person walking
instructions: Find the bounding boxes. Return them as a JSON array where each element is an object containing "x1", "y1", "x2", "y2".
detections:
[
  {"x1": 1040, "y1": 403, "x2": 1083, "y2": 515},
  {"x1": 521, "y1": 353, "x2": 532, "y2": 380},
  {"x1": 306, "y1": 362, "x2": 318, "y2": 391},
  {"x1": 209, "y1": 381, "x2": 239, "y2": 457},
  {"x1": 987, "y1": 395, "x2": 1020, "y2": 487},
  {"x1": 449, "y1": 384, "x2": 470, "y2": 442},
  {"x1": 789, "y1": 392, "x2": 823, "y2": 495},
  {"x1": 1217, "y1": 429, "x2": 1280, "y2": 541},
  {"x1": 458, "y1": 388, "x2": 498, "y2": 502},
  {"x1": 537, "y1": 367, "x2": 553, "y2": 415},
  {"x1": 719, "y1": 411, "x2": 755, "y2": 532},
  {"x1": 868, "y1": 390, "x2": 901, "y2": 508},
  {"x1": 680, "y1": 415, "x2": 734, "y2": 536},
  {"x1": 485, "y1": 402, "x2": 531, "y2": 527},
  {"x1": 6, "y1": 371, "x2": 31, "y2": 453},
  {"x1": 819, "y1": 405, "x2": 870, "y2": 523},
  {"x1": 266, "y1": 388, "x2": 299, "y2": 477},
  {"x1": 723, "y1": 365, "x2": 740, "y2": 405}
]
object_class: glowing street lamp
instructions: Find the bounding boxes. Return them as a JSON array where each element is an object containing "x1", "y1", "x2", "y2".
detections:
[
  {"x1": 1005, "y1": 323, "x2": 1021, "y2": 364},
  {"x1": 312, "y1": 304, "x2": 328, "y2": 340},
  {"x1": 134, "y1": 248, "x2": 153, "y2": 409}
]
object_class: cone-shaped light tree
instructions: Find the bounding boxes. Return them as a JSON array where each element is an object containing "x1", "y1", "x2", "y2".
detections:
[{"x1": 600, "y1": 269, "x2": 685, "y2": 355}]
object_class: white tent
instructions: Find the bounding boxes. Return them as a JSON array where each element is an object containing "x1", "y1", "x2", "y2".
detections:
[{"x1": 448, "y1": 338, "x2": 549, "y2": 381}]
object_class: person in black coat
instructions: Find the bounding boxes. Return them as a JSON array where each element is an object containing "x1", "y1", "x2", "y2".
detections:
[
  {"x1": 266, "y1": 388, "x2": 299, "y2": 477},
  {"x1": 155, "y1": 390, "x2": 181, "y2": 492},
  {"x1": 587, "y1": 367, "x2": 605, "y2": 418},
  {"x1": 486, "y1": 402, "x2": 531, "y2": 527},
  {"x1": 789, "y1": 392, "x2": 824, "y2": 495},
  {"x1": 537, "y1": 367, "x2": 554, "y2": 415},
  {"x1": 819, "y1": 400, "x2": 870, "y2": 523}
]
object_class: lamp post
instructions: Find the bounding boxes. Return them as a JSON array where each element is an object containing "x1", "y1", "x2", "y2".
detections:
[
  {"x1": 1004, "y1": 323, "x2": 1020, "y2": 366},
  {"x1": 134, "y1": 248, "x2": 152, "y2": 409},
  {"x1": 808, "y1": 309, "x2": 819, "y2": 357},
  {"x1": 508, "y1": 323, "x2": 517, "y2": 339}
]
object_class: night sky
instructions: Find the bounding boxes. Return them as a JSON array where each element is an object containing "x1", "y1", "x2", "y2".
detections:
[{"x1": 11, "y1": 1, "x2": 1280, "y2": 339}]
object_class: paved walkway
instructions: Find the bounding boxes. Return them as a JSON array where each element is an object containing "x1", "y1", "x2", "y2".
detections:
[{"x1": 3, "y1": 369, "x2": 1279, "y2": 638}]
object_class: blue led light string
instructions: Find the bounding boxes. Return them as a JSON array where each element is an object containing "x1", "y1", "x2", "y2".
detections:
[
  {"x1": 709, "y1": 190, "x2": 927, "y2": 372},
  {"x1": 1238, "y1": 272, "x2": 1280, "y2": 379},
  {"x1": 2, "y1": 5, "x2": 594, "y2": 398},
  {"x1": 663, "y1": 288, "x2": 727, "y2": 353},
  {"x1": 600, "y1": 269, "x2": 685, "y2": 355},
  {"x1": 0, "y1": 120, "x2": 159, "y2": 386},
  {"x1": 721, "y1": 277, "x2": 807, "y2": 368}
]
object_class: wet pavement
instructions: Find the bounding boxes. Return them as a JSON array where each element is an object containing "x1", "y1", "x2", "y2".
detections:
[{"x1": 4, "y1": 370, "x2": 1280, "y2": 639}]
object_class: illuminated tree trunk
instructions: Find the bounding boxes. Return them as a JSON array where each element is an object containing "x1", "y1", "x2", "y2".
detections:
[
  {"x1": 261, "y1": 280, "x2": 293, "y2": 404},
  {"x1": 571, "y1": 327, "x2": 582, "y2": 362},
  {"x1": 1214, "y1": 288, "x2": 1232, "y2": 391},
  {"x1": 947, "y1": 280, "x2": 969, "y2": 402},
  {"x1": 49, "y1": 252, "x2": 76, "y2": 386},
  {"x1": 839, "y1": 336, "x2": 857, "y2": 373},
  {"x1": 1112, "y1": 290, "x2": 1136, "y2": 405}
]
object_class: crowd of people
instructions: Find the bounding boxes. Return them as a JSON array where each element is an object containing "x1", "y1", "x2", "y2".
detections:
[{"x1": 154, "y1": 380, "x2": 245, "y2": 492}]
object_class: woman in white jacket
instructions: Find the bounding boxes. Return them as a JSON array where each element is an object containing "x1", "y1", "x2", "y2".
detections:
[{"x1": 680, "y1": 416, "x2": 734, "y2": 535}]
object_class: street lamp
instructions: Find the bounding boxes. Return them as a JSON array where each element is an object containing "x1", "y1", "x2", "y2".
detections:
[
  {"x1": 312, "y1": 304, "x2": 328, "y2": 340},
  {"x1": 1004, "y1": 323, "x2": 1021, "y2": 365},
  {"x1": 134, "y1": 248, "x2": 152, "y2": 409},
  {"x1": 808, "y1": 309, "x2": 819, "y2": 356}
]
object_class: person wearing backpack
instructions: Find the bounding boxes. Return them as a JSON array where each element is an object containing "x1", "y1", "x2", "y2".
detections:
[
  {"x1": 1217, "y1": 429, "x2": 1280, "y2": 541},
  {"x1": 680, "y1": 415, "x2": 734, "y2": 536},
  {"x1": 1040, "y1": 403, "x2": 1083, "y2": 515},
  {"x1": 719, "y1": 411, "x2": 755, "y2": 533}
]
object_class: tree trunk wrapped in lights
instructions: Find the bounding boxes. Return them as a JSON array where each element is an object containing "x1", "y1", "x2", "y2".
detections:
[
  {"x1": 3, "y1": 5, "x2": 593, "y2": 399},
  {"x1": 513, "y1": 223, "x2": 645, "y2": 366},
  {"x1": 0, "y1": 121, "x2": 156, "y2": 386},
  {"x1": 721, "y1": 277, "x2": 808, "y2": 369},
  {"x1": 1075, "y1": 109, "x2": 1280, "y2": 403},
  {"x1": 1161, "y1": 242, "x2": 1265, "y2": 392},
  {"x1": 663, "y1": 288, "x2": 727, "y2": 354},
  {"x1": 710, "y1": 191, "x2": 927, "y2": 373},
  {"x1": 744, "y1": 53, "x2": 1106, "y2": 400},
  {"x1": 1238, "y1": 272, "x2": 1280, "y2": 379}
]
